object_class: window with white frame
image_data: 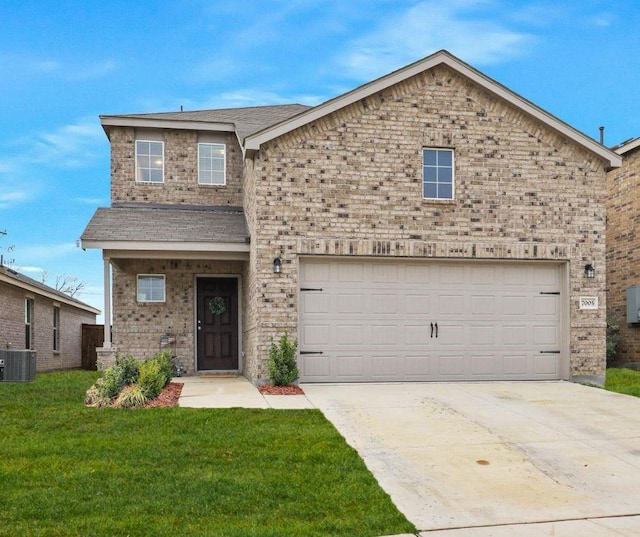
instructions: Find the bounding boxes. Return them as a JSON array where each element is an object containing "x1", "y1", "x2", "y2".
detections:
[
  {"x1": 137, "y1": 275, "x2": 166, "y2": 302},
  {"x1": 53, "y1": 306, "x2": 60, "y2": 352},
  {"x1": 25, "y1": 298, "x2": 34, "y2": 350},
  {"x1": 422, "y1": 148, "x2": 454, "y2": 200},
  {"x1": 198, "y1": 143, "x2": 226, "y2": 185},
  {"x1": 136, "y1": 140, "x2": 164, "y2": 183}
]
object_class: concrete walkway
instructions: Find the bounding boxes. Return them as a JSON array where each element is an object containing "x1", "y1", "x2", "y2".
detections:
[
  {"x1": 176, "y1": 375, "x2": 314, "y2": 409},
  {"x1": 176, "y1": 377, "x2": 640, "y2": 536}
]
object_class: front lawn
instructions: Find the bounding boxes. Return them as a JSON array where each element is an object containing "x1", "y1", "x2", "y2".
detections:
[
  {"x1": 606, "y1": 367, "x2": 640, "y2": 397},
  {"x1": 0, "y1": 371, "x2": 415, "y2": 537}
]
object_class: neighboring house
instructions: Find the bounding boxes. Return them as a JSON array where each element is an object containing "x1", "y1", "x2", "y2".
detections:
[
  {"x1": 0, "y1": 265, "x2": 100, "y2": 371},
  {"x1": 606, "y1": 136, "x2": 640, "y2": 364},
  {"x1": 81, "y1": 50, "x2": 621, "y2": 385}
]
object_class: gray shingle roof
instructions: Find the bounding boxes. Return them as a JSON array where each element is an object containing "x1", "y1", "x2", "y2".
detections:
[
  {"x1": 0, "y1": 265, "x2": 98, "y2": 312},
  {"x1": 81, "y1": 204, "x2": 249, "y2": 244},
  {"x1": 105, "y1": 104, "x2": 311, "y2": 141}
]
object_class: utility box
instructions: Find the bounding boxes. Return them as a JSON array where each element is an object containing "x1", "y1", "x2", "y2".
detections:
[
  {"x1": 0, "y1": 350, "x2": 36, "y2": 382},
  {"x1": 627, "y1": 286, "x2": 640, "y2": 324}
]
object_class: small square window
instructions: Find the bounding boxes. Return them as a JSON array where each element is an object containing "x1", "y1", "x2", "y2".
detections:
[
  {"x1": 423, "y1": 148, "x2": 454, "y2": 200},
  {"x1": 198, "y1": 143, "x2": 226, "y2": 185},
  {"x1": 137, "y1": 275, "x2": 166, "y2": 302},
  {"x1": 136, "y1": 140, "x2": 164, "y2": 183}
]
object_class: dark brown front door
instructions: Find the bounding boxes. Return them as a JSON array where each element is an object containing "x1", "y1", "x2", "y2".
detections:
[{"x1": 197, "y1": 277, "x2": 239, "y2": 371}]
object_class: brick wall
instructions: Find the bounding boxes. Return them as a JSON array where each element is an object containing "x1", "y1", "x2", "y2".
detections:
[
  {"x1": 111, "y1": 258, "x2": 247, "y2": 373},
  {"x1": 109, "y1": 127, "x2": 244, "y2": 206},
  {"x1": 0, "y1": 279, "x2": 96, "y2": 371},
  {"x1": 243, "y1": 64, "x2": 608, "y2": 382},
  {"x1": 606, "y1": 146, "x2": 640, "y2": 362}
]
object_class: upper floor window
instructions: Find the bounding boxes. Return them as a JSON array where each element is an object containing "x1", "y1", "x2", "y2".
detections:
[
  {"x1": 53, "y1": 306, "x2": 60, "y2": 352},
  {"x1": 137, "y1": 274, "x2": 166, "y2": 302},
  {"x1": 136, "y1": 140, "x2": 164, "y2": 183},
  {"x1": 423, "y1": 148, "x2": 454, "y2": 200},
  {"x1": 25, "y1": 298, "x2": 34, "y2": 350},
  {"x1": 198, "y1": 143, "x2": 226, "y2": 185}
]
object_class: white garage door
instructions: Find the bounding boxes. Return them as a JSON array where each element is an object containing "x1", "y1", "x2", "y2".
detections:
[{"x1": 298, "y1": 258, "x2": 565, "y2": 382}]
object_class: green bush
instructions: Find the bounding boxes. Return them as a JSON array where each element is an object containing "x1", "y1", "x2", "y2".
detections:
[
  {"x1": 267, "y1": 333, "x2": 299, "y2": 386},
  {"x1": 113, "y1": 385, "x2": 149, "y2": 409},
  {"x1": 138, "y1": 359, "x2": 166, "y2": 400},
  {"x1": 115, "y1": 354, "x2": 141, "y2": 385},
  {"x1": 154, "y1": 351, "x2": 174, "y2": 386},
  {"x1": 607, "y1": 314, "x2": 621, "y2": 365}
]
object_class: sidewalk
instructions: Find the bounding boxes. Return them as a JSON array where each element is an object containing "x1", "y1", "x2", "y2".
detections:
[{"x1": 175, "y1": 375, "x2": 314, "y2": 409}]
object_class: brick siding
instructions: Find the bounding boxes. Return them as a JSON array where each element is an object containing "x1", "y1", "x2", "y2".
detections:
[
  {"x1": 0, "y1": 279, "x2": 96, "y2": 371},
  {"x1": 244, "y1": 64, "x2": 608, "y2": 382},
  {"x1": 110, "y1": 128, "x2": 244, "y2": 206},
  {"x1": 606, "y1": 146, "x2": 640, "y2": 362}
]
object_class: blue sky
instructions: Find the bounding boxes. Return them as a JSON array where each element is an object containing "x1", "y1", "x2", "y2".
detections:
[{"x1": 1, "y1": 0, "x2": 638, "y2": 321}]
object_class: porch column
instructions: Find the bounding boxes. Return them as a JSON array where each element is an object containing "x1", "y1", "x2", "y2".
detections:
[{"x1": 103, "y1": 256, "x2": 111, "y2": 348}]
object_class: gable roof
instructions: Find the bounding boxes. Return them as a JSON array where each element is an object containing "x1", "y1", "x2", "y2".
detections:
[
  {"x1": 612, "y1": 136, "x2": 640, "y2": 156},
  {"x1": 81, "y1": 204, "x2": 250, "y2": 252},
  {"x1": 244, "y1": 50, "x2": 621, "y2": 168},
  {"x1": 0, "y1": 265, "x2": 100, "y2": 314},
  {"x1": 100, "y1": 104, "x2": 311, "y2": 143}
]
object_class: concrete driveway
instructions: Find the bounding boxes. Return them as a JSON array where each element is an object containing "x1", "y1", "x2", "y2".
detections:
[{"x1": 301, "y1": 382, "x2": 640, "y2": 535}]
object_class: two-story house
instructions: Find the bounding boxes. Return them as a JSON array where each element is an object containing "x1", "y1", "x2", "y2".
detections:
[{"x1": 81, "y1": 50, "x2": 620, "y2": 385}]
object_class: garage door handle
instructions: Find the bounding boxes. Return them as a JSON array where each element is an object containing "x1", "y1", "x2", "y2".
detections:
[
  {"x1": 300, "y1": 351, "x2": 323, "y2": 355},
  {"x1": 540, "y1": 350, "x2": 560, "y2": 354},
  {"x1": 430, "y1": 322, "x2": 434, "y2": 338},
  {"x1": 435, "y1": 322, "x2": 438, "y2": 338}
]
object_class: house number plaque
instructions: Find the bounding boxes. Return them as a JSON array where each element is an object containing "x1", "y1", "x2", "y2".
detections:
[{"x1": 579, "y1": 297, "x2": 598, "y2": 310}]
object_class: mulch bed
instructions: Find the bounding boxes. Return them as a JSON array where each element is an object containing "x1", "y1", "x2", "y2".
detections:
[
  {"x1": 144, "y1": 382, "x2": 184, "y2": 408},
  {"x1": 258, "y1": 384, "x2": 305, "y2": 395}
]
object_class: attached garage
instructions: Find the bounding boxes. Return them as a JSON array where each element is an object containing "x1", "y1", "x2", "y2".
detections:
[{"x1": 298, "y1": 257, "x2": 567, "y2": 383}]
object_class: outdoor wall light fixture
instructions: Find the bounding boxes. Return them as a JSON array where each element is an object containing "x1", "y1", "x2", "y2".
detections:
[
  {"x1": 273, "y1": 257, "x2": 282, "y2": 274},
  {"x1": 584, "y1": 263, "x2": 595, "y2": 278}
]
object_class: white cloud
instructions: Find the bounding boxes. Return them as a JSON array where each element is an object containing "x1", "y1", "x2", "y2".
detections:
[
  {"x1": 340, "y1": 0, "x2": 533, "y2": 80},
  {"x1": 76, "y1": 196, "x2": 107, "y2": 205},
  {"x1": 32, "y1": 117, "x2": 106, "y2": 169},
  {"x1": 18, "y1": 242, "x2": 79, "y2": 263}
]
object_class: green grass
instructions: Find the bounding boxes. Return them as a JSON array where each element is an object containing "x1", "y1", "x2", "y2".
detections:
[
  {"x1": 605, "y1": 367, "x2": 640, "y2": 397},
  {"x1": 0, "y1": 371, "x2": 415, "y2": 537}
]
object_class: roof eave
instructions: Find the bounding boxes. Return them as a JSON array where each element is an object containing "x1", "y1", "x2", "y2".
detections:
[
  {"x1": 244, "y1": 50, "x2": 622, "y2": 168},
  {"x1": 100, "y1": 116, "x2": 236, "y2": 134},
  {"x1": 81, "y1": 239, "x2": 250, "y2": 253},
  {"x1": 0, "y1": 272, "x2": 100, "y2": 315},
  {"x1": 615, "y1": 137, "x2": 640, "y2": 156}
]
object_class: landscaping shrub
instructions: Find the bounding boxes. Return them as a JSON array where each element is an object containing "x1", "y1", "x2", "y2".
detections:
[
  {"x1": 155, "y1": 350, "x2": 174, "y2": 386},
  {"x1": 84, "y1": 383, "x2": 111, "y2": 408},
  {"x1": 267, "y1": 333, "x2": 299, "y2": 386},
  {"x1": 607, "y1": 314, "x2": 621, "y2": 365},
  {"x1": 113, "y1": 385, "x2": 149, "y2": 409},
  {"x1": 138, "y1": 359, "x2": 166, "y2": 400},
  {"x1": 116, "y1": 353, "x2": 141, "y2": 385}
]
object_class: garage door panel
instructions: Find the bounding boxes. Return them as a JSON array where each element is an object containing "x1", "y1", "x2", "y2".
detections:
[
  {"x1": 503, "y1": 295, "x2": 529, "y2": 316},
  {"x1": 406, "y1": 294, "x2": 431, "y2": 314},
  {"x1": 299, "y1": 259, "x2": 564, "y2": 382},
  {"x1": 337, "y1": 293, "x2": 366, "y2": 314},
  {"x1": 534, "y1": 295, "x2": 559, "y2": 316},
  {"x1": 372, "y1": 356, "x2": 399, "y2": 377},
  {"x1": 372, "y1": 293, "x2": 398, "y2": 314},
  {"x1": 337, "y1": 263, "x2": 364, "y2": 282},
  {"x1": 302, "y1": 293, "x2": 330, "y2": 314},
  {"x1": 405, "y1": 355, "x2": 430, "y2": 375},
  {"x1": 371, "y1": 324, "x2": 400, "y2": 345},
  {"x1": 337, "y1": 325, "x2": 364, "y2": 345},
  {"x1": 438, "y1": 295, "x2": 465, "y2": 315},
  {"x1": 405, "y1": 325, "x2": 431, "y2": 345},
  {"x1": 302, "y1": 324, "x2": 330, "y2": 346},
  {"x1": 337, "y1": 355, "x2": 365, "y2": 377}
]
